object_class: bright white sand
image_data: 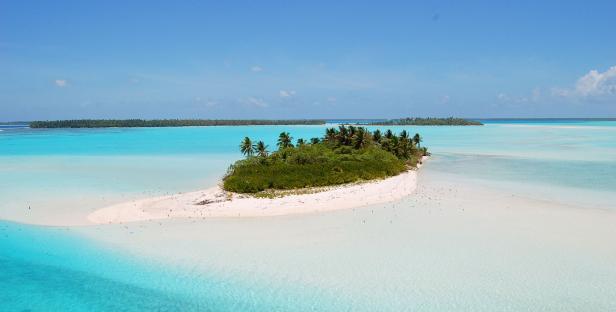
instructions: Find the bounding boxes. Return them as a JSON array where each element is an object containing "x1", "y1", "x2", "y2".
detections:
[
  {"x1": 78, "y1": 162, "x2": 616, "y2": 310},
  {"x1": 88, "y1": 167, "x2": 420, "y2": 224}
]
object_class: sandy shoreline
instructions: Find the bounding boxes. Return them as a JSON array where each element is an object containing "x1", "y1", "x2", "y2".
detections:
[
  {"x1": 88, "y1": 162, "x2": 423, "y2": 224},
  {"x1": 78, "y1": 161, "x2": 616, "y2": 311}
]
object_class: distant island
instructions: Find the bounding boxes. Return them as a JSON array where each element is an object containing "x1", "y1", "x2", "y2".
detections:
[
  {"x1": 223, "y1": 125, "x2": 428, "y2": 194},
  {"x1": 29, "y1": 119, "x2": 326, "y2": 128},
  {"x1": 0, "y1": 121, "x2": 30, "y2": 126},
  {"x1": 27, "y1": 117, "x2": 482, "y2": 128},
  {"x1": 369, "y1": 117, "x2": 483, "y2": 126}
]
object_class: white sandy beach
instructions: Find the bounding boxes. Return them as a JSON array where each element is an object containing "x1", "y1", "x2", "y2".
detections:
[
  {"x1": 88, "y1": 166, "x2": 421, "y2": 224},
  {"x1": 77, "y1": 160, "x2": 616, "y2": 311}
]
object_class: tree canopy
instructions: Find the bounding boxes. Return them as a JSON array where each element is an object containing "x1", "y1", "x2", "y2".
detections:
[
  {"x1": 369, "y1": 117, "x2": 482, "y2": 126},
  {"x1": 29, "y1": 119, "x2": 326, "y2": 128},
  {"x1": 224, "y1": 126, "x2": 428, "y2": 193}
]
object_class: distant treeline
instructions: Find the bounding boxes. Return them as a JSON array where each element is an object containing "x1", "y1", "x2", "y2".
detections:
[
  {"x1": 29, "y1": 119, "x2": 326, "y2": 128},
  {"x1": 0, "y1": 121, "x2": 30, "y2": 125},
  {"x1": 369, "y1": 117, "x2": 483, "y2": 126}
]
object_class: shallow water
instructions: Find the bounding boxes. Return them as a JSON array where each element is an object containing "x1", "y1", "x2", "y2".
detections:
[
  {"x1": 1, "y1": 220, "x2": 357, "y2": 311},
  {"x1": 1, "y1": 120, "x2": 616, "y2": 310}
]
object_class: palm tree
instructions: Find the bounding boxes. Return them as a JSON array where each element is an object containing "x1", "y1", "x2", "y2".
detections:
[
  {"x1": 254, "y1": 140, "x2": 268, "y2": 157},
  {"x1": 413, "y1": 133, "x2": 422, "y2": 147},
  {"x1": 397, "y1": 137, "x2": 411, "y2": 159},
  {"x1": 348, "y1": 125, "x2": 357, "y2": 138},
  {"x1": 384, "y1": 129, "x2": 394, "y2": 139},
  {"x1": 397, "y1": 130, "x2": 412, "y2": 159},
  {"x1": 389, "y1": 135, "x2": 400, "y2": 157},
  {"x1": 337, "y1": 125, "x2": 349, "y2": 145},
  {"x1": 310, "y1": 137, "x2": 321, "y2": 144},
  {"x1": 400, "y1": 130, "x2": 409, "y2": 140},
  {"x1": 352, "y1": 127, "x2": 371, "y2": 149},
  {"x1": 380, "y1": 138, "x2": 391, "y2": 153},
  {"x1": 297, "y1": 138, "x2": 306, "y2": 146},
  {"x1": 324, "y1": 128, "x2": 338, "y2": 143},
  {"x1": 372, "y1": 129, "x2": 382, "y2": 143},
  {"x1": 240, "y1": 137, "x2": 254, "y2": 157},
  {"x1": 277, "y1": 132, "x2": 293, "y2": 149}
]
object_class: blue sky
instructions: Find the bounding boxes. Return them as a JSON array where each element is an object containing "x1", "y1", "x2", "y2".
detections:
[{"x1": 1, "y1": 1, "x2": 615, "y2": 120}]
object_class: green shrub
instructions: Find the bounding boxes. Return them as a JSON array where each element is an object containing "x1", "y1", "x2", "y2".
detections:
[
  {"x1": 224, "y1": 126, "x2": 428, "y2": 194},
  {"x1": 223, "y1": 144, "x2": 407, "y2": 193}
]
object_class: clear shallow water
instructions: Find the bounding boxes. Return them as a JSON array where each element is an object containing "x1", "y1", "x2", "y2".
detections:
[
  {"x1": 0, "y1": 220, "x2": 353, "y2": 311},
  {"x1": 1, "y1": 221, "x2": 206, "y2": 311},
  {"x1": 1, "y1": 120, "x2": 616, "y2": 310}
]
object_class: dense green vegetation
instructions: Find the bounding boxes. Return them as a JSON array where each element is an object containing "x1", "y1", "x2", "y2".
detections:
[
  {"x1": 29, "y1": 119, "x2": 326, "y2": 128},
  {"x1": 369, "y1": 117, "x2": 482, "y2": 126},
  {"x1": 223, "y1": 126, "x2": 428, "y2": 193}
]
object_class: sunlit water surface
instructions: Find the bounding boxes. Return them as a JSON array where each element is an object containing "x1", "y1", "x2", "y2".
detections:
[{"x1": 1, "y1": 120, "x2": 615, "y2": 311}]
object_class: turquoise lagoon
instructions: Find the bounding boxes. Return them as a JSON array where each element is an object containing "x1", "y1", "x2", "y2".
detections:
[{"x1": 1, "y1": 120, "x2": 616, "y2": 311}]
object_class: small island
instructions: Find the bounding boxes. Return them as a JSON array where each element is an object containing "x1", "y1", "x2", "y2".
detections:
[
  {"x1": 224, "y1": 126, "x2": 428, "y2": 194},
  {"x1": 29, "y1": 119, "x2": 326, "y2": 128},
  {"x1": 369, "y1": 117, "x2": 482, "y2": 126},
  {"x1": 87, "y1": 126, "x2": 428, "y2": 223}
]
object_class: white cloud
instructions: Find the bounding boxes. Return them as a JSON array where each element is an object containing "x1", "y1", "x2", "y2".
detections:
[
  {"x1": 245, "y1": 97, "x2": 268, "y2": 108},
  {"x1": 554, "y1": 65, "x2": 616, "y2": 98},
  {"x1": 575, "y1": 66, "x2": 616, "y2": 96},
  {"x1": 54, "y1": 79, "x2": 67, "y2": 87},
  {"x1": 251, "y1": 66, "x2": 263, "y2": 72},
  {"x1": 496, "y1": 92, "x2": 529, "y2": 103},
  {"x1": 440, "y1": 95, "x2": 450, "y2": 104},
  {"x1": 327, "y1": 96, "x2": 336, "y2": 102},
  {"x1": 279, "y1": 90, "x2": 296, "y2": 98},
  {"x1": 195, "y1": 97, "x2": 217, "y2": 107}
]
